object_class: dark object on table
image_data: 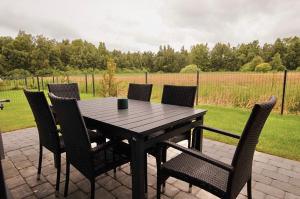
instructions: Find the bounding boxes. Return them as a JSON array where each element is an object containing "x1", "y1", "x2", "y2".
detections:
[
  {"x1": 127, "y1": 83, "x2": 153, "y2": 101},
  {"x1": 24, "y1": 89, "x2": 65, "y2": 196},
  {"x1": 48, "y1": 83, "x2": 81, "y2": 100},
  {"x1": 117, "y1": 98, "x2": 128, "y2": 109},
  {"x1": 49, "y1": 94, "x2": 131, "y2": 199},
  {"x1": 156, "y1": 96, "x2": 276, "y2": 199}
]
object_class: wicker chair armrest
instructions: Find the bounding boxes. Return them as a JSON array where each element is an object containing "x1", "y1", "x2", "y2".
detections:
[
  {"x1": 159, "y1": 141, "x2": 234, "y2": 172},
  {"x1": 0, "y1": 99, "x2": 10, "y2": 103},
  {"x1": 198, "y1": 125, "x2": 240, "y2": 139}
]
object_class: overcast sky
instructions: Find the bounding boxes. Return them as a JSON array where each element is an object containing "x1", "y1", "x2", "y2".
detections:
[{"x1": 0, "y1": 0, "x2": 299, "y2": 52}]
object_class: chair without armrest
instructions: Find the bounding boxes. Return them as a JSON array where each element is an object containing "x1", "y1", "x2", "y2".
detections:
[
  {"x1": 156, "y1": 96, "x2": 276, "y2": 199},
  {"x1": 127, "y1": 83, "x2": 153, "y2": 101},
  {"x1": 48, "y1": 83, "x2": 81, "y2": 100},
  {"x1": 24, "y1": 89, "x2": 64, "y2": 196},
  {"x1": 49, "y1": 94, "x2": 131, "y2": 199}
]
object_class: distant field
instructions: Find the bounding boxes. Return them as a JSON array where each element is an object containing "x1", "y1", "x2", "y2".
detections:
[
  {"x1": 1, "y1": 72, "x2": 299, "y2": 113},
  {"x1": 0, "y1": 90, "x2": 299, "y2": 161}
]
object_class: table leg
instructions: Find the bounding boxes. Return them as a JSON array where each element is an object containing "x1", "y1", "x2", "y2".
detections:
[
  {"x1": 131, "y1": 137, "x2": 146, "y2": 199},
  {"x1": 193, "y1": 116, "x2": 204, "y2": 151}
]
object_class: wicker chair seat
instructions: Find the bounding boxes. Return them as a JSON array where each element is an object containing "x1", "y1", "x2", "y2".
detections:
[
  {"x1": 93, "y1": 142, "x2": 131, "y2": 175},
  {"x1": 162, "y1": 153, "x2": 229, "y2": 196}
]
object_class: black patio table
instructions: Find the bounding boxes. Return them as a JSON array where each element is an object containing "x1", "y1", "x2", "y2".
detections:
[{"x1": 77, "y1": 97, "x2": 207, "y2": 199}]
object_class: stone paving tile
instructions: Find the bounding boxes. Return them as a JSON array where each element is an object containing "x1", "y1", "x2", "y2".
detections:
[
  {"x1": 95, "y1": 188, "x2": 116, "y2": 199},
  {"x1": 19, "y1": 166, "x2": 38, "y2": 178},
  {"x1": 5, "y1": 175, "x2": 26, "y2": 189},
  {"x1": 25, "y1": 175, "x2": 47, "y2": 188},
  {"x1": 2, "y1": 127, "x2": 300, "y2": 199},
  {"x1": 10, "y1": 183, "x2": 33, "y2": 199},
  {"x1": 76, "y1": 178, "x2": 100, "y2": 193},
  {"x1": 32, "y1": 182, "x2": 55, "y2": 198},
  {"x1": 111, "y1": 185, "x2": 132, "y2": 199},
  {"x1": 59, "y1": 180, "x2": 78, "y2": 195},
  {"x1": 97, "y1": 175, "x2": 121, "y2": 191}
]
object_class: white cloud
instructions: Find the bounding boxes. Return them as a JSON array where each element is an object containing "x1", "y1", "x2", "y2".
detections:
[{"x1": 0, "y1": 0, "x2": 299, "y2": 51}]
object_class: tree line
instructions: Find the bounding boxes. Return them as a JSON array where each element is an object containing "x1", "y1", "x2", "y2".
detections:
[{"x1": 0, "y1": 31, "x2": 300, "y2": 78}]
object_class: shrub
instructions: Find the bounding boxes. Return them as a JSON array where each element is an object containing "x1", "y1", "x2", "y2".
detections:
[
  {"x1": 255, "y1": 63, "x2": 272, "y2": 72},
  {"x1": 296, "y1": 67, "x2": 300, "y2": 71},
  {"x1": 240, "y1": 63, "x2": 253, "y2": 72},
  {"x1": 6, "y1": 69, "x2": 31, "y2": 79},
  {"x1": 180, "y1": 64, "x2": 198, "y2": 73},
  {"x1": 99, "y1": 58, "x2": 119, "y2": 97},
  {"x1": 240, "y1": 56, "x2": 264, "y2": 72}
]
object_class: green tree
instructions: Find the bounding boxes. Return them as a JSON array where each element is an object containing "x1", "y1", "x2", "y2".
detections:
[
  {"x1": 210, "y1": 43, "x2": 238, "y2": 71},
  {"x1": 270, "y1": 53, "x2": 285, "y2": 71},
  {"x1": 190, "y1": 44, "x2": 210, "y2": 71}
]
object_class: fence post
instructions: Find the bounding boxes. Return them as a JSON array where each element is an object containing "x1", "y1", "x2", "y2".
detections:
[
  {"x1": 41, "y1": 77, "x2": 44, "y2": 90},
  {"x1": 24, "y1": 77, "x2": 27, "y2": 88},
  {"x1": 37, "y1": 76, "x2": 40, "y2": 91},
  {"x1": 92, "y1": 73, "x2": 95, "y2": 96},
  {"x1": 280, "y1": 70, "x2": 287, "y2": 115},
  {"x1": 32, "y1": 77, "x2": 34, "y2": 88},
  {"x1": 196, "y1": 71, "x2": 199, "y2": 106},
  {"x1": 145, "y1": 72, "x2": 148, "y2": 84},
  {"x1": 85, "y1": 74, "x2": 88, "y2": 93},
  {"x1": 52, "y1": 76, "x2": 55, "y2": 83}
]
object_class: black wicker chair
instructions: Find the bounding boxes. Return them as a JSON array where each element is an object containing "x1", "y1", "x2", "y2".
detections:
[
  {"x1": 48, "y1": 83, "x2": 104, "y2": 144},
  {"x1": 48, "y1": 83, "x2": 81, "y2": 100},
  {"x1": 156, "y1": 96, "x2": 276, "y2": 199},
  {"x1": 145, "y1": 85, "x2": 197, "y2": 193},
  {"x1": 127, "y1": 83, "x2": 153, "y2": 101},
  {"x1": 24, "y1": 90, "x2": 64, "y2": 196},
  {"x1": 49, "y1": 94, "x2": 131, "y2": 199}
]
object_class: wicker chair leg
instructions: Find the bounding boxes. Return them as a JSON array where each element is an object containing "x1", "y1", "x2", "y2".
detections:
[
  {"x1": 144, "y1": 154, "x2": 148, "y2": 194},
  {"x1": 90, "y1": 178, "x2": 95, "y2": 199},
  {"x1": 55, "y1": 153, "x2": 61, "y2": 196},
  {"x1": 187, "y1": 137, "x2": 193, "y2": 192},
  {"x1": 37, "y1": 145, "x2": 43, "y2": 180},
  {"x1": 64, "y1": 161, "x2": 70, "y2": 197},
  {"x1": 162, "y1": 147, "x2": 167, "y2": 190},
  {"x1": 247, "y1": 177, "x2": 252, "y2": 199},
  {"x1": 156, "y1": 177, "x2": 161, "y2": 199},
  {"x1": 188, "y1": 183, "x2": 192, "y2": 193}
]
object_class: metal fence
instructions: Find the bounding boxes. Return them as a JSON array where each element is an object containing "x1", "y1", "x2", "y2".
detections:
[{"x1": 0, "y1": 71, "x2": 299, "y2": 114}]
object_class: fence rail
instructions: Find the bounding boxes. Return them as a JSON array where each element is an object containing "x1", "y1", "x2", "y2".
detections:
[{"x1": 1, "y1": 71, "x2": 299, "y2": 114}]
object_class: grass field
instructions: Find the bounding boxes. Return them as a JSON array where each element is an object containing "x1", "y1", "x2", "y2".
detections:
[
  {"x1": 0, "y1": 90, "x2": 299, "y2": 161},
  {"x1": 1, "y1": 72, "x2": 300, "y2": 113}
]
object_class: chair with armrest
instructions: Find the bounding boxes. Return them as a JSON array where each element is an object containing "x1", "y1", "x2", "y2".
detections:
[
  {"x1": 156, "y1": 96, "x2": 276, "y2": 199},
  {"x1": 49, "y1": 93, "x2": 131, "y2": 199},
  {"x1": 145, "y1": 85, "x2": 197, "y2": 193}
]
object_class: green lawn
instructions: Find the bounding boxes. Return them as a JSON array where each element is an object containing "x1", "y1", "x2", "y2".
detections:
[{"x1": 1, "y1": 90, "x2": 300, "y2": 161}]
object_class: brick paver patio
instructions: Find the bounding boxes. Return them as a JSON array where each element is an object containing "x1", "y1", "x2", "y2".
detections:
[{"x1": 1, "y1": 127, "x2": 300, "y2": 199}]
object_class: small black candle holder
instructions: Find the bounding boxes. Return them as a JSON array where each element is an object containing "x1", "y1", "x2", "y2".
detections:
[{"x1": 118, "y1": 98, "x2": 128, "y2": 109}]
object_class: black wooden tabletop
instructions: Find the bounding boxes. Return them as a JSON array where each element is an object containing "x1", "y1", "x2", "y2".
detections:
[{"x1": 78, "y1": 97, "x2": 206, "y2": 136}]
